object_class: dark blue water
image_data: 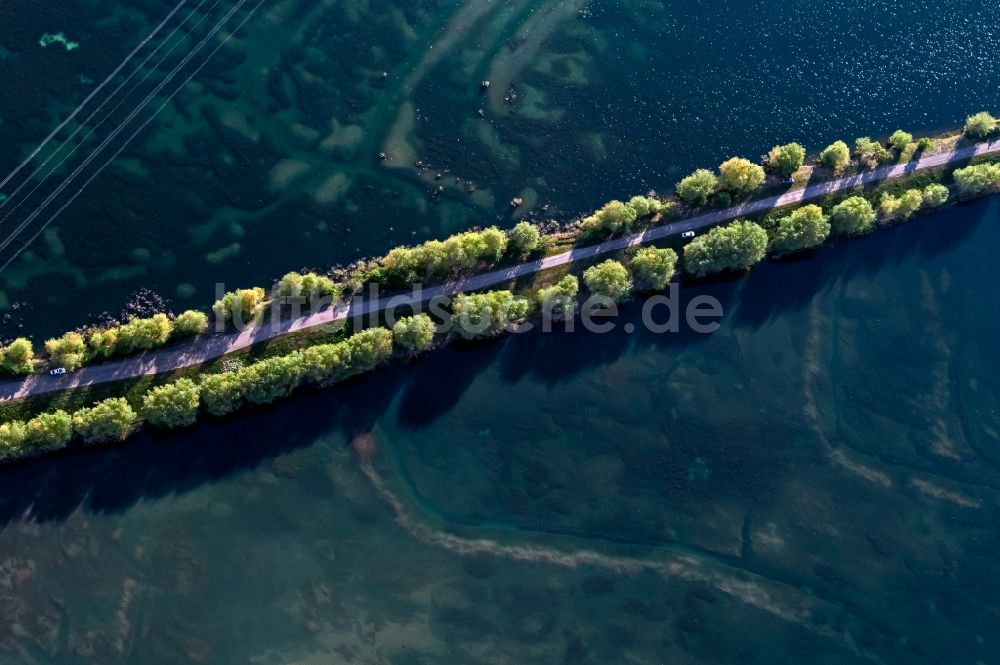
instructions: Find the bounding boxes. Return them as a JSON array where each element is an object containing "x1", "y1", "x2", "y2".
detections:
[{"x1": 1, "y1": 0, "x2": 1000, "y2": 337}]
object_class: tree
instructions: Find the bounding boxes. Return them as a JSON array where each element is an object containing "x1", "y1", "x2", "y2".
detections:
[
  {"x1": 200, "y1": 371, "x2": 246, "y2": 416},
  {"x1": 339, "y1": 328, "x2": 394, "y2": 375},
  {"x1": 829, "y1": 196, "x2": 876, "y2": 236},
  {"x1": 45, "y1": 332, "x2": 87, "y2": 371},
  {"x1": 916, "y1": 137, "x2": 933, "y2": 151},
  {"x1": 302, "y1": 273, "x2": 339, "y2": 302},
  {"x1": 451, "y1": 291, "x2": 529, "y2": 339},
  {"x1": 583, "y1": 260, "x2": 633, "y2": 303},
  {"x1": 25, "y1": 411, "x2": 73, "y2": 452},
  {"x1": 72, "y1": 398, "x2": 139, "y2": 445},
  {"x1": 854, "y1": 137, "x2": 892, "y2": 167},
  {"x1": 276, "y1": 271, "x2": 303, "y2": 298},
  {"x1": 898, "y1": 189, "x2": 924, "y2": 218},
  {"x1": 627, "y1": 195, "x2": 663, "y2": 218},
  {"x1": 819, "y1": 140, "x2": 851, "y2": 170},
  {"x1": 953, "y1": 163, "x2": 1000, "y2": 197},
  {"x1": 507, "y1": 221, "x2": 541, "y2": 256},
  {"x1": 879, "y1": 189, "x2": 923, "y2": 224},
  {"x1": 479, "y1": 227, "x2": 508, "y2": 263},
  {"x1": 923, "y1": 183, "x2": 949, "y2": 207},
  {"x1": 767, "y1": 143, "x2": 806, "y2": 177},
  {"x1": 2, "y1": 338, "x2": 34, "y2": 375},
  {"x1": 88, "y1": 328, "x2": 118, "y2": 359},
  {"x1": 718, "y1": 157, "x2": 766, "y2": 193},
  {"x1": 213, "y1": 287, "x2": 267, "y2": 326},
  {"x1": 964, "y1": 111, "x2": 998, "y2": 139},
  {"x1": 141, "y1": 378, "x2": 201, "y2": 429},
  {"x1": 115, "y1": 313, "x2": 173, "y2": 354},
  {"x1": 301, "y1": 343, "x2": 342, "y2": 383},
  {"x1": 683, "y1": 220, "x2": 768, "y2": 277},
  {"x1": 768, "y1": 205, "x2": 831, "y2": 256},
  {"x1": 630, "y1": 247, "x2": 678, "y2": 291},
  {"x1": 537, "y1": 275, "x2": 579, "y2": 318},
  {"x1": 580, "y1": 200, "x2": 638, "y2": 237},
  {"x1": 241, "y1": 352, "x2": 306, "y2": 405},
  {"x1": 278, "y1": 272, "x2": 339, "y2": 304},
  {"x1": 393, "y1": 314, "x2": 436, "y2": 352},
  {"x1": 173, "y1": 310, "x2": 209, "y2": 338},
  {"x1": 0, "y1": 421, "x2": 28, "y2": 459},
  {"x1": 888, "y1": 130, "x2": 912, "y2": 151},
  {"x1": 676, "y1": 169, "x2": 718, "y2": 206},
  {"x1": 879, "y1": 195, "x2": 902, "y2": 222},
  {"x1": 382, "y1": 228, "x2": 509, "y2": 282}
]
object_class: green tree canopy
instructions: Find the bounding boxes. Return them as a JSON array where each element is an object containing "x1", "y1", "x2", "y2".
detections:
[
  {"x1": 141, "y1": 378, "x2": 201, "y2": 429},
  {"x1": 277, "y1": 272, "x2": 339, "y2": 303},
  {"x1": 829, "y1": 196, "x2": 876, "y2": 236},
  {"x1": 854, "y1": 137, "x2": 892, "y2": 167},
  {"x1": 507, "y1": 221, "x2": 542, "y2": 256},
  {"x1": 676, "y1": 169, "x2": 719, "y2": 206},
  {"x1": 72, "y1": 398, "x2": 139, "y2": 445},
  {"x1": 964, "y1": 111, "x2": 998, "y2": 139},
  {"x1": 683, "y1": 220, "x2": 768, "y2": 277},
  {"x1": 767, "y1": 143, "x2": 806, "y2": 177},
  {"x1": 45, "y1": 332, "x2": 87, "y2": 371},
  {"x1": 888, "y1": 130, "x2": 913, "y2": 151},
  {"x1": 301, "y1": 343, "x2": 342, "y2": 384},
  {"x1": 173, "y1": 310, "x2": 210, "y2": 338},
  {"x1": 718, "y1": 157, "x2": 766, "y2": 193},
  {"x1": 537, "y1": 275, "x2": 579, "y2": 318},
  {"x1": 819, "y1": 140, "x2": 851, "y2": 170},
  {"x1": 339, "y1": 328, "x2": 394, "y2": 377},
  {"x1": 200, "y1": 372, "x2": 246, "y2": 416},
  {"x1": 382, "y1": 228, "x2": 509, "y2": 282},
  {"x1": 393, "y1": 314, "x2": 436, "y2": 352},
  {"x1": 26, "y1": 411, "x2": 73, "y2": 453},
  {"x1": 114, "y1": 313, "x2": 174, "y2": 355},
  {"x1": 879, "y1": 189, "x2": 924, "y2": 224},
  {"x1": 769, "y1": 205, "x2": 831, "y2": 256},
  {"x1": 953, "y1": 162, "x2": 1000, "y2": 197},
  {"x1": 2, "y1": 338, "x2": 35, "y2": 375},
  {"x1": 451, "y1": 291, "x2": 529, "y2": 339},
  {"x1": 627, "y1": 195, "x2": 664, "y2": 218},
  {"x1": 213, "y1": 287, "x2": 267, "y2": 326},
  {"x1": 630, "y1": 247, "x2": 678, "y2": 291},
  {"x1": 922, "y1": 183, "x2": 949, "y2": 207},
  {"x1": 580, "y1": 200, "x2": 638, "y2": 237},
  {"x1": 0, "y1": 412, "x2": 73, "y2": 458},
  {"x1": 0, "y1": 421, "x2": 28, "y2": 460},
  {"x1": 899, "y1": 189, "x2": 925, "y2": 218},
  {"x1": 583, "y1": 260, "x2": 633, "y2": 303},
  {"x1": 241, "y1": 352, "x2": 306, "y2": 405}
]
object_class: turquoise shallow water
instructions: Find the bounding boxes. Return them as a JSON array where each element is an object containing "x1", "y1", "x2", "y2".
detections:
[{"x1": 0, "y1": 1, "x2": 999, "y2": 663}]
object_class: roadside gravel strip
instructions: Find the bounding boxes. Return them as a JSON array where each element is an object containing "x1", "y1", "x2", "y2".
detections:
[{"x1": 4, "y1": 138, "x2": 999, "y2": 402}]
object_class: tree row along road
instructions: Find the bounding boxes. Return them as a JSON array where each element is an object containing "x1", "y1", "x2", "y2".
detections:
[{"x1": 4, "y1": 138, "x2": 1000, "y2": 402}]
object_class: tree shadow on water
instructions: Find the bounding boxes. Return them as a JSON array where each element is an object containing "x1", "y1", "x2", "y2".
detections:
[
  {"x1": 732, "y1": 197, "x2": 993, "y2": 329},
  {"x1": 0, "y1": 371, "x2": 409, "y2": 526}
]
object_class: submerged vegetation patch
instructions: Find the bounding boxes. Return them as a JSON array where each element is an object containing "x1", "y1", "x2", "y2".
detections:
[{"x1": 38, "y1": 32, "x2": 80, "y2": 51}]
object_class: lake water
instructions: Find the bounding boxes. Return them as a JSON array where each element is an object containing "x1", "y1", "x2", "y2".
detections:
[{"x1": 0, "y1": 1, "x2": 999, "y2": 663}]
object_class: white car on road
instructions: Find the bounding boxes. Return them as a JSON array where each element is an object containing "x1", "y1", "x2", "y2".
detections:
[
  {"x1": 680, "y1": 231, "x2": 696, "y2": 239},
  {"x1": 49, "y1": 368, "x2": 67, "y2": 376}
]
